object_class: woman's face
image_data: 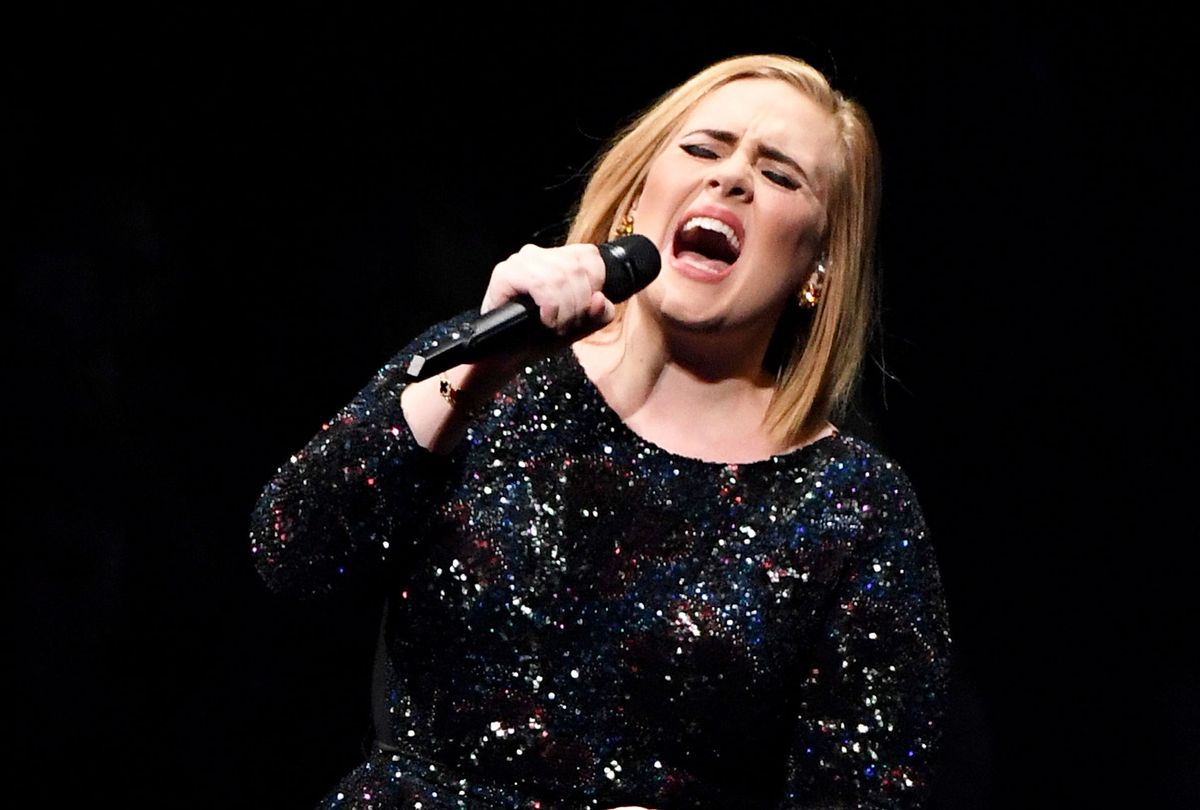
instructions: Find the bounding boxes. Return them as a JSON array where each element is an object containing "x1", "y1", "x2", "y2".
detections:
[{"x1": 633, "y1": 78, "x2": 839, "y2": 338}]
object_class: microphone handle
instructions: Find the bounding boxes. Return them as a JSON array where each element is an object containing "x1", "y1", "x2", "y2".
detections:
[
  {"x1": 465, "y1": 297, "x2": 541, "y2": 348},
  {"x1": 404, "y1": 298, "x2": 540, "y2": 382},
  {"x1": 404, "y1": 235, "x2": 659, "y2": 382}
]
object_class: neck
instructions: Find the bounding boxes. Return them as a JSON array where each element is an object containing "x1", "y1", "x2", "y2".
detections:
[{"x1": 574, "y1": 299, "x2": 794, "y2": 462}]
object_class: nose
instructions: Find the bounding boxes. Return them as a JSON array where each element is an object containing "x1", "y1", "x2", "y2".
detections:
[{"x1": 705, "y1": 154, "x2": 753, "y2": 201}]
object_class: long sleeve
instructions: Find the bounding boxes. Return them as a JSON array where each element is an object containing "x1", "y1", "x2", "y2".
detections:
[
  {"x1": 248, "y1": 315, "x2": 468, "y2": 598},
  {"x1": 248, "y1": 334, "x2": 954, "y2": 806},
  {"x1": 780, "y1": 461, "x2": 951, "y2": 809}
]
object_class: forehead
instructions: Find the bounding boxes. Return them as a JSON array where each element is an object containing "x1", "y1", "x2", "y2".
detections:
[{"x1": 681, "y1": 79, "x2": 839, "y2": 165}]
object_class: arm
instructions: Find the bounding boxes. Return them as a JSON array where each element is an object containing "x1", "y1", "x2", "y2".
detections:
[
  {"x1": 249, "y1": 243, "x2": 615, "y2": 598},
  {"x1": 248, "y1": 315, "x2": 472, "y2": 598},
  {"x1": 401, "y1": 242, "x2": 614, "y2": 454},
  {"x1": 781, "y1": 463, "x2": 951, "y2": 809}
]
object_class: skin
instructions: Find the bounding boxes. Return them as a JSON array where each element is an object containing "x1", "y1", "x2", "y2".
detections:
[
  {"x1": 399, "y1": 78, "x2": 842, "y2": 805},
  {"x1": 575, "y1": 78, "x2": 840, "y2": 462},
  {"x1": 622, "y1": 78, "x2": 836, "y2": 348},
  {"x1": 402, "y1": 78, "x2": 840, "y2": 461}
]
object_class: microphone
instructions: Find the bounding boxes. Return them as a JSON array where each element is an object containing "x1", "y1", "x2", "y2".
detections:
[{"x1": 405, "y1": 235, "x2": 660, "y2": 381}]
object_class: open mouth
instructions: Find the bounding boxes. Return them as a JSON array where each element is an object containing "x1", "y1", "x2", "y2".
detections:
[{"x1": 672, "y1": 216, "x2": 742, "y2": 274}]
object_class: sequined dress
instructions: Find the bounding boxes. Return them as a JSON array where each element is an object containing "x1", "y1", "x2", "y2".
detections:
[{"x1": 250, "y1": 312, "x2": 951, "y2": 810}]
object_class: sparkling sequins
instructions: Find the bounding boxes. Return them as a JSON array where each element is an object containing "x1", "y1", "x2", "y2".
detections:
[{"x1": 251, "y1": 311, "x2": 951, "y2": 808}]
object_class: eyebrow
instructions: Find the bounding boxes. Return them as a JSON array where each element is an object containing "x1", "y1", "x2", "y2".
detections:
[{"x1": 684, "y1": 128, "x2": 812, "y2": 184}]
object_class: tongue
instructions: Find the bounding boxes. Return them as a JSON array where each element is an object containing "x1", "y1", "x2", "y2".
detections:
[{"x1": 675, "y1": 250, "x2": 731, "y2": 274}]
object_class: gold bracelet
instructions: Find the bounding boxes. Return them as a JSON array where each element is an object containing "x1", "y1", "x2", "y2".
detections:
[{"x1": 438, "y1": 374, "x2": 488, "y2": 420}]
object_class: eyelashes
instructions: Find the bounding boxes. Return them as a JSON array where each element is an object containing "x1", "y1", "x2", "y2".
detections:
[
  {"x1": 682, "y1": 143, "x2": 720, "y2": 159},
  {"x1": 762, "y1": 170, "x2": 799, "y2": 190},
  {"x1": 679, "y1": 143, "x2": 800, "y2": 190}
]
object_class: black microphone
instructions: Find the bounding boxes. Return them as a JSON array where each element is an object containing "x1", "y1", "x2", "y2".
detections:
[{"x1": 405, "y1": 235, "x2": 660, "y2": 381}]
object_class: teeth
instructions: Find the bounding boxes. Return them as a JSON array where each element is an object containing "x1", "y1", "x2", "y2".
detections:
[{"x1": 681, "y1": 216, "x2": 741, "y2": 253}]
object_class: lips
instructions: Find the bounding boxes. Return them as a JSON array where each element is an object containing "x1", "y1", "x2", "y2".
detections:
[{"x1": 670, "y1": 206, "x2": 745, "y2": 281}]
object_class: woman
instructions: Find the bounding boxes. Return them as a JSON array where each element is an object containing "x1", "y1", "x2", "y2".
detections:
[{"x1": 251, "y1": 54, "x2": 951, "y2": 809}]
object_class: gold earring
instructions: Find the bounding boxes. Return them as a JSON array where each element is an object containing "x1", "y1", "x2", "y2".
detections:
[
  {"x1": 798, "y1": 261, "x2": 827, "y2": 308},
  {"x1": 613, "y1": 211, "x2": 635, "y2": 239}
]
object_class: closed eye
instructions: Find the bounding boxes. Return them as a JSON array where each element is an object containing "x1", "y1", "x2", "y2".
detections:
[
  {"x1": 683, "y1": 144, "x2": 801, "y2": 191},
  {"x1": 763, "y1": 169, "x2": 799, "y2": 190},
  {"x1": 681, "y1": 143, "x2": 719, "y2": 159}
]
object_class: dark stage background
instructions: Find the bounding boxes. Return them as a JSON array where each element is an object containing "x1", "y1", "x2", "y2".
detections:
[{"x1": 14, "y1": 5, "x2": 1194, "y2": 808}]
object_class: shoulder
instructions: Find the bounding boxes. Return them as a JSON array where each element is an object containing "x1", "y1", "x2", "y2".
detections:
[
  {"x1": 805, "y1": 433, "x2": 931, "y2": 541},
  {"x1": 809, "y1": 432, "x2": 920, "y2": 494},
  {"x1": 820, "y1": 437, "x2": 946, "y2": 612}
]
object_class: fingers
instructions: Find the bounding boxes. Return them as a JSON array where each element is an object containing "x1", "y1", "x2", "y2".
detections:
[
  {"x1": 588, "y1": 290, "x2": 616, "y2": 325},
  {"x1": 481, "y1": 244, "x2": 611, "y2": 336}
]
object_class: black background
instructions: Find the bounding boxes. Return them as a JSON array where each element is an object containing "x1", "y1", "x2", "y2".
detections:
[{"x1": 14, "y1": 4, "x2": 1194, "y2": 807}]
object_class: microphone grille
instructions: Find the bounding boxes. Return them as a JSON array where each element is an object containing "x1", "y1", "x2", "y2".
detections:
[{"x1": 600, "y1": 235, "x2": 661, "y2": 303}]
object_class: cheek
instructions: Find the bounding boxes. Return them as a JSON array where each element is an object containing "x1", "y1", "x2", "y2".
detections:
[
  {"x1": 792, "y1": 202, "x2": 829, "y2": 256},
  {"x1": 766, "y1": 208, "x2": 823, "y2": 270},
  {"x1": 635, "y1": 169, "x2": 673, "y2": 234},
  {"x1": 640, "y1": 152, "x2": 682, "y2": 200},
  {"x1": 647, "y1": 158, "x2": 689, "y2": 194},
  {"x1": 748, "y1": 239, "x2": 814, "y2": 303}
]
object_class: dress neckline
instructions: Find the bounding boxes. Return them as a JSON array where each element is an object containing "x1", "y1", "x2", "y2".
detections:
[{"x1": 559, "y1": 346, "x2": 843, "y2": 470}]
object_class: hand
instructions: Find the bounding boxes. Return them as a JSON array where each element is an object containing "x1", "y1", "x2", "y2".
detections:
[
  {"x1": 401, "y1": 243, "x2": 615, "y2": 455},
  {"x1": 481, "y1": 243, "x2": 615, "y2": 338}
]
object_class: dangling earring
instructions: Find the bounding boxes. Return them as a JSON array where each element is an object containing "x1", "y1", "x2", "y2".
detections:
[
  {"x1": 798, "y1": 260, "x2": 827, "y2": 308},
  {"x1": 613, "y1": 210, "x2": 635, "y2": 239}
]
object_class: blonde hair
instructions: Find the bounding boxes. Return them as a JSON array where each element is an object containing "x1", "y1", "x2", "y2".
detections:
[{"x1": 565, "y1": 54, "x2": 881, "y2": 447}]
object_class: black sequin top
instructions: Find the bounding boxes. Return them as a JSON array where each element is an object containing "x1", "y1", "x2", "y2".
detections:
[{"x1": 250, "y1": 313, "x2": 951, "y2": 810}]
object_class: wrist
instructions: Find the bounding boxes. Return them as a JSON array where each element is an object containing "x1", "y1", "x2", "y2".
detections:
[{"x1": 438, "y1": 373, "x2": 491, "y2": 421}]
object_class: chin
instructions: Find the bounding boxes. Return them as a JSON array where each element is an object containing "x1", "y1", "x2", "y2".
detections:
[{"x1": 639, "y1": 284, "x2": 728, "y2": 333}]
